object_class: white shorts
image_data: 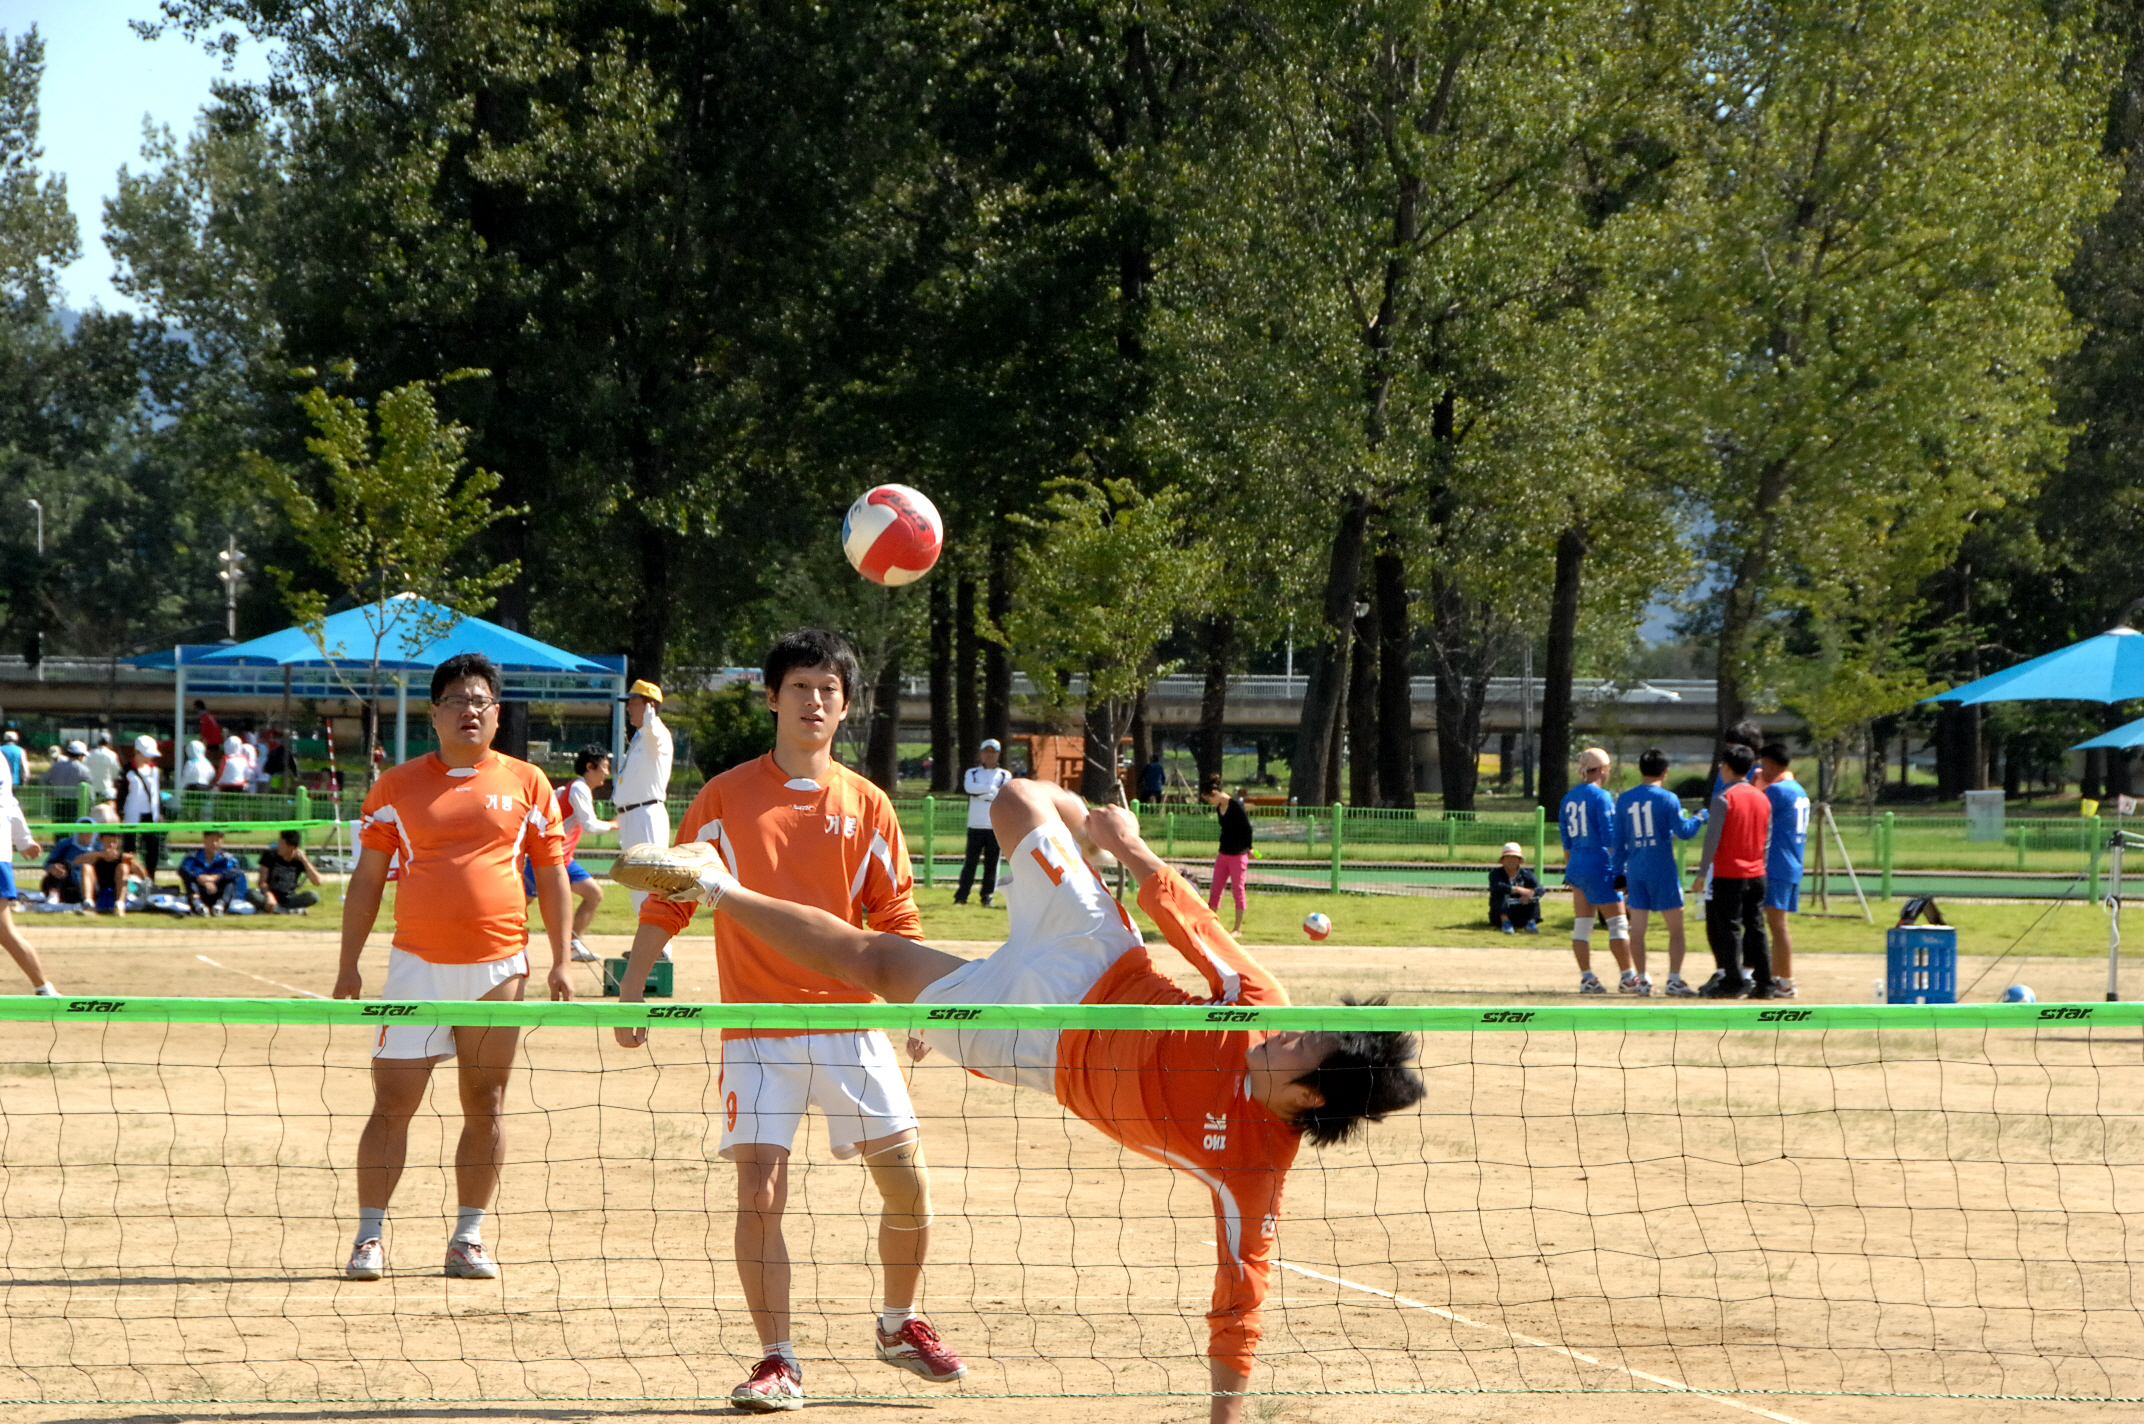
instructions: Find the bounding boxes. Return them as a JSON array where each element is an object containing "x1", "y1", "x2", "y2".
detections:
[
  {"x1": 718, "y1": 1031, "x2": 919, "y2": 1160},
  {"x1": 372, "y1": 947, "x2": 529, "y2": 1060},
  {"x1": 616, "y1": 805, "x2": 672, "y2": 912},
  {"x1": 914, "y1": 822, "x2": 1142, "y2": 1093}
]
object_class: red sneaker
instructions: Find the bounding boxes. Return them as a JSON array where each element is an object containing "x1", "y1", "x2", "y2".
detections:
[
  {"x1": 730, "y1": 1354, "x2": 802, "y2": 1412},
  {"x1": 874, "y1": 1315, "x2": 968, "y2": 1382}
]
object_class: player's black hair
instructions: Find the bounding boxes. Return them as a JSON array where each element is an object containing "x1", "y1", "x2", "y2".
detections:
[
  {"x1": 1759, "y1": 742, "x2": 1792, "y2": 768},
  {"x1": 1638, "y1": 747, "x2": 1670, "y2": 777},
  {"x1": 1289, "y1": 994, "x2": 1427, "y2": 1147},
  {"x1": 574, "y1": 744, "x2": 610, "y2": 776},
  {"x1": 1720, "y1": 742, "x2": 1758, "y2": 778},
  {"x1": 430, "y1": 652, "x2": 503, "y2": 702},
  {"x1": 1725, "y1": 719, "x2": 1764, "y2": 752},
  {"x1": 763, "y1": 629, "x2": 861, "y2": 705},
  {"x1": 279, "y1": 829, "x2": 303, "y2": 847}
]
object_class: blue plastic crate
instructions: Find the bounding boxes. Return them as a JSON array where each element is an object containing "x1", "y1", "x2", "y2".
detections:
[{"x1": 1886, "y1": 925, "x2": 1957, "y2": 1004}]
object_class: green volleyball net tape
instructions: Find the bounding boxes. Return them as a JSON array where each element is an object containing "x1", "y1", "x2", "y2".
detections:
[
  {"x1": 23, "y1": 818, "x2": 336, "y2": 838},
  {"x1": 6, "y1": 994, "x2": 2139, "y2": 1031}
]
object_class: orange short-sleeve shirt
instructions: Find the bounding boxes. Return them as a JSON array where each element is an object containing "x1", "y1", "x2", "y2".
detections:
[{"x1": 359, "y1": 751, "x2": 563, "y2": 964}]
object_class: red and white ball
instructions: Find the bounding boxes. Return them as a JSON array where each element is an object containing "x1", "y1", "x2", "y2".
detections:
[
  {"x1": 1302, "y1": 912, "x2": 1332, "y2": 941},
  {"x1": 843, "y1": 484, "x2": 944, "y2": 586}
]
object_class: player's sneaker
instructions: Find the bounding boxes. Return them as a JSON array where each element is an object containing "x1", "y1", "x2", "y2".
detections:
[
  {"x1": 1618, "y1": 969, "x2": 1643, "y2": 995},
  {"x1": 1699, "y1": 974, "x2": 1750, "y2": 999},
  {"x1": 444, "y1": 1240, "x2": 499, "y2": 1279},
  {"x1": 1664, "y1": 974, "x2": 1697, "y2": 997},
  {"x1": 569, "y1": 937, "x2": 599, "y2": 963},
  {"x1": 610, "y1": 842, "x2": 738, "y2": 905},
  {"x1": 1770, "y1": 976, "x2": 1797, "y2": 998},
  {"x1": 875, "y1": 1316, "x2": 968, "y2": 1383},
  {"x1": 345, "y1": 1238, "x2": 384, "y2": 1281},
  {"x1": 731, "y1": 1354, "x2": 803, "y2": 1412},
  {"x1": 1578, "y1": 972, "x2": 1606, "y2": 995}
]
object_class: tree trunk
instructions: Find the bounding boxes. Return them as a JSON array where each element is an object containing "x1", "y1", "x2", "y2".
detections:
[
  {"x1": 1083, "y1": 674, "x2": 1121, "y2": 804},
  {"x1": 1197, "y1": 614, "x2": 1235, "y2": 789},
  {"x1": 866, "y1": 641, "x2": 902, "y2": 792},
  {"x1": 955, "y1": 575, "x2": 980, "y2": 765},
  {"x1": 1537, "y1": 522, "x2": 1589, "y2": 810},
  {"x1": 1324, "y1": 683, "x2": 1347, "y2": 807},
  {"x1": 631, "y1": 517, "x2": 672, "y2": 683},
  {"x1": 984, "y1": 544, "x2": 1012, "y2": 750},
  {"x1": 1936, "y1": 704, "x2": 1982, "y2": 798},
  {"x1": 928, "y1": 579, "x2": 954, "y2": 792},
  {"x1": 1374, "y1": 547, "x2": 1414, "y2": 807},
  {"x1": 1129, "y1": 687, "x2": 1152, "y2": 780},
  {"x1": 1714, "y1": 463, "x2": 1792, "y2": 738},
  {"x1": 1430, "y1": 570, "x2": 1491, "y2": 811},
  {"x1": 1289, "y1": 491, "x2": 1373, "y2": 804},
  {"x1": 1348, "y1": 588, "x2": 1379, "y2": 807}
]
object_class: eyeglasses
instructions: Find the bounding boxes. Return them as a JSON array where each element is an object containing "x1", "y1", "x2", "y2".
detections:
[{"x1": 436, "y1": 696, "x2": 500, "y2": 713}]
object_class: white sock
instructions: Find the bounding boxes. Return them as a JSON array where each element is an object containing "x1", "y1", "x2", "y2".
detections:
[
  {"x1": 356, "y1": 1207, "x2": 386, "y2": 1245},
  {"x1": 453, "y1": 1205, "x2": 485, "y2": 1244},
  {"x1": 33, "y1": 984, "x2": 56, "y2": 997},
  {"x1": 767, "y1": 1340, "x2": 799, "y2": 1369},
  {"x1": 879, "y1": 1306, "x2": 917, "y2": 1336}
]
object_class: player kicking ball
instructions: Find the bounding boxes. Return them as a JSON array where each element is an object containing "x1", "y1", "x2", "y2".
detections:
[{"x1": 612, "y1": 779, "x2": 1424, "y2": 1424}]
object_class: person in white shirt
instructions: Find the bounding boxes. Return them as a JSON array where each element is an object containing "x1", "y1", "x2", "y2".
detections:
[
  {"x1": 613, "y1": 680, "x2": 674, "y2": 912},
  {"x1": 523, "y1": 746, "x2": 615, "y2": 964},
  {"x1": 216, "y1": 735, "x2": 251, "y2": 794},
  {"x1": 83, "y1": 732, "x2": 122, "y2": 815},
  {"x1": 120, "y1": 734, "x2": 165, "y2": 887},
  {"x1": 179, "y1": 739, "x2": 217, "y2": 800},
  {"x1": 954, "y1": 739, "x2": 1012, "y2": 907},
  {"x1": 0, "y1": 748, "x2": 59, "y2": 996}
]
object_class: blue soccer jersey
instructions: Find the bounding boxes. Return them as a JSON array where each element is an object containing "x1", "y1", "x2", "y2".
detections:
[
  {"x1": 1559, "y1": 782, "x2": 1618, "y2": 870},
  {"x1": 1765, "y1": 776, "x2": 1811, "y2": 884},
  {"x1": 1614, "y1": 783, "x2": 1707, "y2": 881}
]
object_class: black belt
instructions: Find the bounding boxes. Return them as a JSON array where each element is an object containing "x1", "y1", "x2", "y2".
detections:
[{"x1": 616, "y1": 799, "x2": 661, "y2": 812}]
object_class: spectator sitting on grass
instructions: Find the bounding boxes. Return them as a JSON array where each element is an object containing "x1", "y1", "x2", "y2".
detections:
[
  {"x1": 1488, "y1": 841, "x2": 1542, "y2": 934},
  {"x1": 179, "y1": 830, "x2": 248, "y2": 916},
  {"x1": 40, "y1": 827, "x2": 92, "y2": 909},
  {"x1": 79, "y1": 833, "x2": 139, "y2": 915},
  {"x1": 253, "y1": 829, "x2": 324, "y2": 914}
]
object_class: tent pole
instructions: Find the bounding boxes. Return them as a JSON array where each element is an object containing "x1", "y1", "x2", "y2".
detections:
[
  {"x1": 2110, "y1": 832, "x2": 2125, "y2": 1002},
  {"x1": 395, "y1": 676, "x2": 409, "y2": 765},
  {"x1": 172, "y1": 650, "x2": 185, "y2": 768},
  {"x1": 612, "y1": 675, "x2": 627, "y2": 766}
]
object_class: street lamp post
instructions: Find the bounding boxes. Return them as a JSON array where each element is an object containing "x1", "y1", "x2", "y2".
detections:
[
  {"x1": 25, "y1": 498, "x2": 41, "y2": 555},
  {"x1": 217, "y1": 537, "x2": 246, "y2": 640}
]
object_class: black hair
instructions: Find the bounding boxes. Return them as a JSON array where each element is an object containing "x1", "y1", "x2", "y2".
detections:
[
  {"x1": 575, "y1": 744, "x2": 611, "y2": 776},
  {"x1": 1288, "y1": 994, "x2": 1427, "y2": 1147},
  {"x1": 1725, "y1": 719, "x2": 1764, "y2": 751},
  {"x1": 279, "y1": 829, "x2": 302, "y2": 847},
  {"x1": 1759, "y1": 742, "x2": 1792, "y2": 767},
  {"x1": 1638, "y1": 747, "x2": 1669, "y2": 777},
  {"x1": 430, "y1": 652, "x2": 503, "y2": 702},
  {"x1": 1721, "y1": 742, "x2": 1757, "y2": 778},
  {"x1": 763, "y1": 629, "x2": 860, "y2": 705}
]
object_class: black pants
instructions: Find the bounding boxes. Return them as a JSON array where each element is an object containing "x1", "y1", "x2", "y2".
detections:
[
  {"x1": 954, "y1": 827, "x2": 1000, "y2": 904},
  {"x1": 123, "y1": 828, "x2": 164, "y2": 882},
  {"x1": 1706, "y1": 875, "x2": 1771, "y2": 989},
  {"x1": 1488, "y1": 891, "x2": 1540, "y2": 928}
]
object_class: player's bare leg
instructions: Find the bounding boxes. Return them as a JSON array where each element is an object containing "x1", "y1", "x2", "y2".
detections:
[
  {"x1": 449, "y1": 1022, "x2": 522, "y2": 1213},
  {"x1": 356, "y1": 1057, "x2": 440, "y2": 1210},
  {"x1": 1570, "y1": 889, "x2": 1596, "y2": 975},
  {"x1": 1627, "y1": 906, "x2": 1650, "y2": 980},
  {"x1": 1767, "y1": 906, "x2": 1793, "y2": 980},
  {"x1": 570, "y1": 878, "x2": 603, "y2": 938},
  {"x1": 732, "y1": 1146, "x2": 794, "y2": 1350},
  {"x1": 0, "y1": 903, "x2": 54, "y2": 991},
  {"x1": 1662, "y1": 906, "x2": 1689, "y2": 980}
]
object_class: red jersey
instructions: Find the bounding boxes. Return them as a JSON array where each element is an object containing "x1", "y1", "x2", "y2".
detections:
[
  {"x1": 1713, "y1": 780, "x2": 1770, "y2": 878},
  {"x1": 1056, "y1": 866, "x2": 1300, "y2": 1376},
  {"x1": 358, "y1": 751, "x2": 564, "y2": 964},
  {"x1": 638, "y1": 753, "x2": 921, "y2": 1039}
]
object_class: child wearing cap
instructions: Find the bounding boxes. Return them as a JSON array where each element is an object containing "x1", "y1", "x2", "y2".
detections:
[{"x1": 1488, "y1": 842, "x2": 1542, "y2": 934}]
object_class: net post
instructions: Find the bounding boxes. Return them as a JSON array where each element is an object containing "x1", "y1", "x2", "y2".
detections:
[
  {"x1": 1532, "y1": 802, "x2": 1547, "y2": 875},
  {"x1": 922, "y1": 796, "x2": 936, "y2": 887},
  {"x1": 2089, "y1": 814, "x2": 2103, "y2": 901},
  {"x1": 1165, "y1": 810, "x2": 1176, "y2": 858},
  {"x1": 1330, "y1": 802, "x2": 1344, "y2": 892},
  {"x1": 2109, "y1": 832, "x2": 2124, "y2": 1002}
]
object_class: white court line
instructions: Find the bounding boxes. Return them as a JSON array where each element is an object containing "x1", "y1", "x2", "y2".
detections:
[
  {"x1": 1264, "y1": 1254, "x2": 1807, "y2": 1424},
  {"x1": 196, "y1": 955, "x2": 326, "y2": 999}
]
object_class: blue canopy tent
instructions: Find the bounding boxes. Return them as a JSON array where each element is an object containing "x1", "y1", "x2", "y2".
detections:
[
  {"x1": 1926, "y1": 626, "x2": 2144, "y2": 707},
  {"x1": 2074, "y1": 717, "x2": 2144, "y2": 752},
  {"x1": 135, "y1": 596, "x2": 628, "y2": 764}
]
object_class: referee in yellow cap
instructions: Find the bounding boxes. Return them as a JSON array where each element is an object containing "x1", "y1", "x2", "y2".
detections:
[{"x1": 615, "y1": 680, "x2": 674, "y2": 916}]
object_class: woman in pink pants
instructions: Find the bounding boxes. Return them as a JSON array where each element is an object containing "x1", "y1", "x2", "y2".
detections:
[{"x1": 1206, "y1": 781, "x2": 1255, "y2": 933}]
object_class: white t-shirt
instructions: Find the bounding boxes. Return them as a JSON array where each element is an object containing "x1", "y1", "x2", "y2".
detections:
[
  {"x1": 122, "y1": 764, "x2": 161, "y2": 823},
  {"x1": 615, "y1": 712, "x2": 674, "y2": 808},
  {"x1": 964, "y1": 763, "x2": 1012, "y2": 829}
]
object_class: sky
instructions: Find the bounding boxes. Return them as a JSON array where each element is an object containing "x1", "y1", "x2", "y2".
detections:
[{"x1": 9, "y1": 0, "x2": 267, "y2": 314}]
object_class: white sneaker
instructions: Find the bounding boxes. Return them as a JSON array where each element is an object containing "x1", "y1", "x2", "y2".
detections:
[
  {"x1": 1635, "y1": 973, "x2": 1654, "y2": 997},
  {"x1": 1664, "y1": 974, "x2": 1696, "y2": 997},
  {"x1": 444, "y1": 1239, "x2": 499, "y2": 1279},
  {"x1": 346, "y1": 1238, "x2": 385, "y2": 1281},
  {"x1": 569, "y1": 938, "x2": 599, "y2": 963},
  {"x1": 33, "y1": 984, "x2": 57, "y2": 997},
  {"x1": 611, "y1": 842, "x2": 737, "y2": 906},
  {"x1": 1770, "y1": 977, "x2": 1797, "y2": 998},
  {"x1": 1579, "y1": 972, "x2": 1606, "y2": 995},
  {"x1": 1618, "y1": 970, "x2": 1642, "y2": 994}
]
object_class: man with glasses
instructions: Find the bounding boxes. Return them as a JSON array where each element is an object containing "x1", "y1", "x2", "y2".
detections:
[{"x1": 335, "y1": 652, "x2": 574, "y2": 1281}]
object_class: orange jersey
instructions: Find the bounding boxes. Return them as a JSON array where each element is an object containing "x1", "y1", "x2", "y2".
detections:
[
  {"x1": 1055, "y1": 866, "x2": 1299, "y2": 1376},
  {"x1": 638, "y1": 753, "x2": 921, "y2": 1038},
  {"x1": 358, "y1": 751, "x2": 564, "y2": 964}
]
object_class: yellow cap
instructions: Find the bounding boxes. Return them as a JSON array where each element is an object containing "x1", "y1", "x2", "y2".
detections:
[{"x1": 626, "y1": 679, "x2": 664, "y2": 704}]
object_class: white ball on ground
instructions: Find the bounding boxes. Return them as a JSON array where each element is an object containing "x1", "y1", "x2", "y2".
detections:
[
  {"x1": 1302, "y1": 912, "x2": 1331, "y2": 941},
  {"x1": 2002, "y1": 983, "x2": 2037, "y2": 1003}
]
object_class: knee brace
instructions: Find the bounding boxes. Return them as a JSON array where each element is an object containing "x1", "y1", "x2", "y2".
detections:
[
  {"x1": 864, "y1": 1142, "x2": 934, "y2": 1231},
  {"x1": 1606, "y1": 914, "x2": 1631, "y2": 942},
  {"x1": 1571, "y1": 915, "x2": 1594, "y2": 944}
]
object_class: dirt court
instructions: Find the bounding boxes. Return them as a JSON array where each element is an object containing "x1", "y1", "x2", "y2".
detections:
[{"x1": 0, "y1": 927, "x2": 2138, "y2": 1424}]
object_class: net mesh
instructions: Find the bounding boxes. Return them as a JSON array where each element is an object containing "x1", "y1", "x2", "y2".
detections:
[{"x1": 0, "y1": 997, "x2": 2138, "y2": 1405}]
